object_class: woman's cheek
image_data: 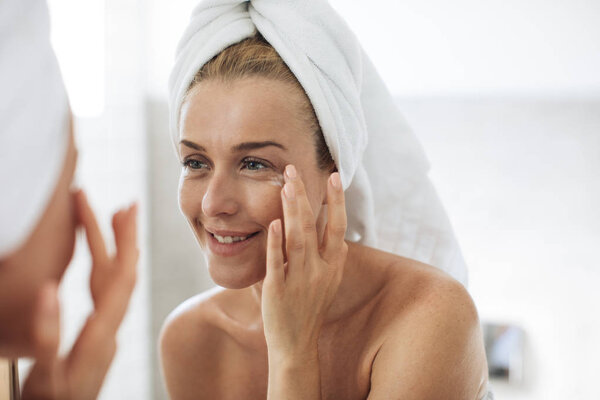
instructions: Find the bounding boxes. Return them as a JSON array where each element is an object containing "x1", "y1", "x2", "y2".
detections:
[
  {"x1": 240, "y1": 178, "x2": 284, "y2": 224},
  {"x1": 178, "y1": 179, "x2": 204, "y2": 222}
]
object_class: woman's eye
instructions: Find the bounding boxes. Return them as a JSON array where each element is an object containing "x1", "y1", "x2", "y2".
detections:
[
  {"x1": 183, "y1": 159, "x2": 207, "y2": 170},
  {"x1": 243, "y1": 159, "x2": 268, "y2": 171}
]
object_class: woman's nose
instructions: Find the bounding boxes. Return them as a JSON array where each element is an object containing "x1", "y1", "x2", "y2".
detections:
[{"x1": 201, "y1": 174, "x2": 239, "y2": 217}]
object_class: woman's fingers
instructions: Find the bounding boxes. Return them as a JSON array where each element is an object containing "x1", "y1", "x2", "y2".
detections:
[
  {"x1": 65, "y1": 203, "x2": 138, "y2": 396},
  {"x1": 266, "y1": 219, "x2": 285, "y2": 285},
  {"x1": 98, "y1": 203, "x2": 138, "y2": 330},
  {"x1": 24, "y1": 198, "x2": 139, "y2": 400},
  {"x1": 113, "y1": 202, "x2": 139, "y2": 269},
  {"x1": 284, "y1": 165, "x2": 320, "y2": 260},
  {"x1": 321, "y1": 172, "x2": 347, "y2": 264},
  {"x1": 67, "y1": 214, "x2": 138, "y2": 398},
  {"x1": 281, "y1": 170, "x2": 305, "y2": 274},
  {"x1": 75, "y1": 190, "x2": 109, "y2": 266}
]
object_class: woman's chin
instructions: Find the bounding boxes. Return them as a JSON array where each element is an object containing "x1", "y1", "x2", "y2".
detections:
[{"x1": 207, "y1": 258, "x2": 266, "y2": 289}]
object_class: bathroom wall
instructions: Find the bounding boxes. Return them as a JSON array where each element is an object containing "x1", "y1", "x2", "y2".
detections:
[{"x1": 397, "y1": 96, "x2": 600, "y2": 399}]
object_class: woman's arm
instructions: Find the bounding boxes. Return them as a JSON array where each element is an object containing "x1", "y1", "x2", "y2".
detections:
[
  {"x1": 367, "y1": 278, "x2": 489, "y2": 400},
  {"x1": 267, "y1": 349, "x2": 322, "y2": 399},
  {"x1": 262, "y1": 165, "x2": 347, "y2": 400}
]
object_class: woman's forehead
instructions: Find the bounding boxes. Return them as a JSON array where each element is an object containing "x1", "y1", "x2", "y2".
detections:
[{"x1": 180, "y1": 78, "x2": 312, "y2": 149}]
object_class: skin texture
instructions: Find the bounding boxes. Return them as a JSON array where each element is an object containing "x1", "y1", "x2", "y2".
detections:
[
  {"x1": 161, "y1": 78, "x2": 490, "y2": 400},
  {"x1": 0, "y1": 123, "x2": 139, "y2": 399}
]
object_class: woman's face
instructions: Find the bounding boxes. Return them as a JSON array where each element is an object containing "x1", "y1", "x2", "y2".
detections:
[{"x1": 178, "y1": 78, "x2": 329, "y2": 289}]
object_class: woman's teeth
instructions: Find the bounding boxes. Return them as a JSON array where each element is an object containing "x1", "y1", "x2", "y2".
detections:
[{"x1": 212, "y1": 233, "x2": 252, "y2": 244}]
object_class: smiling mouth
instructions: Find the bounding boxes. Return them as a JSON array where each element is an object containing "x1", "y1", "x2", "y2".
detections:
[{"x1": 207, "y1": 231, "x2": 260, "y2": 244}]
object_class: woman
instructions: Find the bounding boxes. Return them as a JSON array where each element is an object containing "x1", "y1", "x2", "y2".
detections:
[{"x1": 160, "y1": 1, "x2": 491, "y2": 399}]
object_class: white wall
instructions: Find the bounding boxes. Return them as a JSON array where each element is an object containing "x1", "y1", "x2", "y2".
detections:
[
  {"x1": 329, "y1": 0, "x2": 600, "y2": 97},
  {"x1": 146, "y1": 0, "x2": 600, "y2": 99},
  {"x1": 398, "y1": 97, "x2": 600, "y2": 399}
]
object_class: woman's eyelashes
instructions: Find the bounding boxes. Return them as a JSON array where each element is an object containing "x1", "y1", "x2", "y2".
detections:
[
  {"x1": 183, "y1": 158, "x2": 208, "y2": 170},
  {"x1": 241, "y1": 157, "x2": 271, "y2": 172},
  {"x1": 181, "y1": 156, "x2": 277, "y2": 174}
]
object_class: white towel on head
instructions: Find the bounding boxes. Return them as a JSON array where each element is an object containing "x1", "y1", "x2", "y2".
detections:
[
  {"x1": 0, "y1": 0, "x2": 70, "y2": 258},
  {"x1": 169, "y1": 0, "x2": 468, "y2": 285}
]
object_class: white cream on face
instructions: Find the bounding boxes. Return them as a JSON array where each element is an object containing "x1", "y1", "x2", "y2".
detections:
[{"x1": 266, "y1": 172, "x2": 284, "y2": 188}]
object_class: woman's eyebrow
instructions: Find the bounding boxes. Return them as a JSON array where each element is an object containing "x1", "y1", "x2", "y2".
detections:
[
  {"x1": 179, "y1": 139, "x2": 287, "y2": 152},
  {"x1": 180, "y1": 139, "x2": 206, "y2": 152},
  {"x1": 232, "y1": 141, "x2": 287, "y2": 152}
]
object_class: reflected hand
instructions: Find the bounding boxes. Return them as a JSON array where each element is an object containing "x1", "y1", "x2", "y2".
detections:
[
  {"x1": 261, "y1": 165, "x2": 347, "y2": 359},
  {"x1": 21, "y1": 190, "x2": 138, "y2": 400}
]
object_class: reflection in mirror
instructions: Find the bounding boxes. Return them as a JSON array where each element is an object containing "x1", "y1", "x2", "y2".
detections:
[{"x1": 16, "y1": 1, "x2": 598, "y2": 399}]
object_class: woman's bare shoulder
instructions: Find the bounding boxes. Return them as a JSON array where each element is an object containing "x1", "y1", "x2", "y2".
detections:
[
  {"x1": 160, "y1": 286, "x2": 228, "y2": 342},
  {"x1": 362, "y1": 245, "x2": 480, "y2": 339},
  {"x1": 358, "y1": 247, "x2": 488, "y2": 399},
  {"x1": 383, "y1": 256, "x2": 480, "y2": 333},
  {"x1": 349, "y1": 241, "x2": 460, "y2": 306},
  {"x1": 159, "y1": 286, "x2": 248, "y2": 399}
]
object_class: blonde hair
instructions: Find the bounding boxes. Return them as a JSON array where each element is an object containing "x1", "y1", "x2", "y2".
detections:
[{"x1": 186, "y1": 33, "x2": 335, "y2": 172}]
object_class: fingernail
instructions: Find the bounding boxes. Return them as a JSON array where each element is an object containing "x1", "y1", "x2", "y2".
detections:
[
  {"x1": 331, "y1": 172, "x2": 341, "y2": 189},
  {"x1": 284, "y1": 182, "x2": 295, "y2": 199},
  {"x1": 272, "y1": 219, "x2": 281, "y2": 234},
  {"x1": 131, "y1": 203, "x2": 138, "y2": 222},
  {"x1": 285, "y1": 165, "x2": 297, "y2": 179}
]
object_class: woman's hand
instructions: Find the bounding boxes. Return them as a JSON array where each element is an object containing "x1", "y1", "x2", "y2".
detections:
[
  {"x1": 261, "y1": 164, "x2": 348, "y2": 361},
  {"x1": 21, "y1": 190, "x2": 138, "y2": 400}
]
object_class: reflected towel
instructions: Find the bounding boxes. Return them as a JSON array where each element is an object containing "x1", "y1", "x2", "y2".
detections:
[{"x1": 0, "y1": 0, "x2": 69, "y2": 258}]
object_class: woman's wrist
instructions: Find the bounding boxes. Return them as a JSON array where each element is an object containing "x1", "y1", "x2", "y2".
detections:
[
  {"x1": 267, "y1": 344, "x2": 319, "y2": 368},
  {"x1": 267, "y1": 346, "x2": 322, "y2": 400}
]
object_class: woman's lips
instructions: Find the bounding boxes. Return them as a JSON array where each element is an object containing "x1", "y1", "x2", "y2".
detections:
[{"x1": 205, "y1": 229, "x2": 261, "y2": 257}]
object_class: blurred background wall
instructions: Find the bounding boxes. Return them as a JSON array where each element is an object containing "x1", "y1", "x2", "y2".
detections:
[{"x1": 41, "y1": 0, "x2": 599, "y2": 399}]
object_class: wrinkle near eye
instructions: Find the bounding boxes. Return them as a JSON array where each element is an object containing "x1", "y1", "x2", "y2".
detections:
[{"x1": 239, "y1": 169, "x2": 285, "y2": 188}]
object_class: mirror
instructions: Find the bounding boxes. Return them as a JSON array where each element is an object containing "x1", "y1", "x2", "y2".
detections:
[{"x1": 4, "y1": 1, "x2": 598, "y2": 399}]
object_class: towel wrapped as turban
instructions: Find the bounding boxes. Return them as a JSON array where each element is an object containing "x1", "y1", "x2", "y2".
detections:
[{"x1": 169, "y1": 0, "x2": 468, "y2": 285}]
